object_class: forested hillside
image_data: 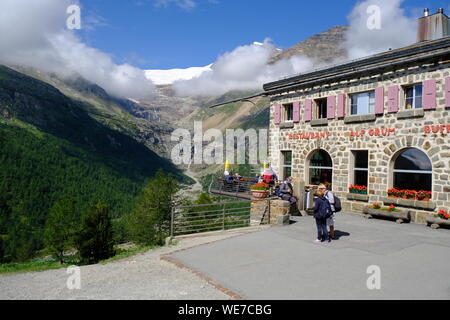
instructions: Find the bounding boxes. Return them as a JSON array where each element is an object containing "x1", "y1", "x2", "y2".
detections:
[{"x1": 0, "y1": 65, "x2": 187, "y2": 262}]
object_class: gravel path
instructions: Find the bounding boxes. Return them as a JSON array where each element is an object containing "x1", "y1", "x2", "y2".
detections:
[{"x1": 0, "y1": 227, "x2": 267, "y2": 300}]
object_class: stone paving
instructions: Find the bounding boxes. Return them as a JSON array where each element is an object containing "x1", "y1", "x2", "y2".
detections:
[{"x1": 169, "y1": 213, "x2": 450, "y2": 300}]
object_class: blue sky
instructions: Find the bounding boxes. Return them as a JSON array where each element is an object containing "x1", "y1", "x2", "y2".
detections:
[{"x1": 78, "y1": 0, "x2": 448, "y2": 69}]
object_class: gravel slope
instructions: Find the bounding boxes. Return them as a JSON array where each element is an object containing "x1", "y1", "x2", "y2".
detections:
[{"x1": 0, "y1": 228, "x2": 266, "y2": 300}]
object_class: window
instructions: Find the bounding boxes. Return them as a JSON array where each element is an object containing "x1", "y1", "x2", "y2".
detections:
[
  {"x1": 283, "y1": 104, "x2": 293, "y2": 122},
  {"x1": 350, "y1": 91, "x2": 375, "y2": 115},
  {"x1": 393, "y1": 148, "x2": 432, "y2": 191},
  {"x1": 352, "y1": 150, "x2": 368, "y2": 187},
  {"x1": 404, "y1": 84, "x2": 423, "y2": 109},
  {"x1": 309, "y1": 150, "x2": 333, "y2": 188},
  {"x1": 314, "y1": 98, "x2": 327, "y2": 119},
  {"x1": 281, "y1": 151, "x2": 292, "y2": 180}
]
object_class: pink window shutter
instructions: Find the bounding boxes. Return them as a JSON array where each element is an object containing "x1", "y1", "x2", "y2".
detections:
[
  {"x1": 388, "y1": 85, "x2": 399, "y2": 113},
  {"x1": 304, "y1": 99, "x2": 312, "y2": 122},
  {"x1": 375, "y1": 87, "x2": 385, "y2": 115},
  {"x1": 423, "y1": 79, "x2": 436, "y2": 110},
  {"x1": 337, "y1": 94, "x2": 346, "y2": 118},
  {"x1": 327, "y1": 96, "x2": 336, "y2": 119},
  {"x1": 274, "y1": 104, "x2": 281, "y2": 124},
  {"x1": 446, "y1": 77, "x2": 450, "y2": 108},
  {"x1": 293, "y1": 101, "x2": 300, "y2": 123}
]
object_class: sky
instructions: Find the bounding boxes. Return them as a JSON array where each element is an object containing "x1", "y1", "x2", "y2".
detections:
[
  {"x1": 1, "y1": 0, "x2": 449, "y2": 98},
  {"x1": 77, "y1": 0, "x2": 449, "y2": 69}
]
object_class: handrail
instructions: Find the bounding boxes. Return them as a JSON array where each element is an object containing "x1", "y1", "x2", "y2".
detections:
[{"x1": 170, "y1": 199, "x2": 269, "y2": 237}]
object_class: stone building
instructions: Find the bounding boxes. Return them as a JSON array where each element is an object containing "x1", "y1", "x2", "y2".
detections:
[{"x1": 263, "y1": 9, "x2": 450, "y2": 224}]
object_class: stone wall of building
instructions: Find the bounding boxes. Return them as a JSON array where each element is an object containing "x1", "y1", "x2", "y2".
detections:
[{"x1": 268, "y1": 63, "x2": 450, "y2": 224}]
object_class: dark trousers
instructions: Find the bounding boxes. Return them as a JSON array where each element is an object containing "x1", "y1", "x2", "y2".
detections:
[
  {"x1": 315, "y1": 218, "x2": 329, "y2": 241},
  {"x1": 281, "y1": 194, "x2": 297, "y2": 205}
]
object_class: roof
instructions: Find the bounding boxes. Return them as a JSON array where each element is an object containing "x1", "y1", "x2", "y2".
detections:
[{"x1": 263, "y1": 36, "x2": 450, "y2": 94}]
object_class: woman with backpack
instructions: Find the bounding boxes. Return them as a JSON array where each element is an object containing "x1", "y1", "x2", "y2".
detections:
[
  {"x1": 319, "y1": 184, "x2": 336, "y2": 240},
  {"x1": 313, "y1": 187, "x2": 332, "y2": 243}
]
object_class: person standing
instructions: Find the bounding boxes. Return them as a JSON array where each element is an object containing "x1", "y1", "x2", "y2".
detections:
[
  {"x1": 318, "y1": 184, "x2": 336, "y2": 240},
  {"x1": 313, "y1": 187, "x2": 331, "y2": 243}
]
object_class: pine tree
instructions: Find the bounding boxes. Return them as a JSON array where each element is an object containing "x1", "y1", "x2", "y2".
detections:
[
  {"x1": 44, "y1": 197, "x2": 78, "y2": 264},
  {"x1": 75, "y1": 202, "x2": 115, "y2": 265},
  {"x1": 0, "y1": 236, "x2": 4, "y2": 263},
  {"x1": 126, "y1": 169, "x2": 180, "y2": 246}
]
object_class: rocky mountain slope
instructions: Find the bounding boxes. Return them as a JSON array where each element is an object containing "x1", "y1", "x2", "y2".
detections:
[{"x1": 270, "y1": 26, "x2": 348, "y2": 65}]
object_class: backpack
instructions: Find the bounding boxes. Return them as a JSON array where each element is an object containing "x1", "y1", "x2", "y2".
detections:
[
  {"x1": 334, "y1": 195, "x2": 342, "y2": 213},
  {"x1": 315, "y1": 197, "x2": 332, "y2": 220}
]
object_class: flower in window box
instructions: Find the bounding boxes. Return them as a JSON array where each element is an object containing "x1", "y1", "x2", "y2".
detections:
[
  {"x1": 380, "y1": 204, "x2": 400, "y2": 212},
  {"x1": 434, "y1": 210, "x2": 449, "y2": 220},
  {"x1": 251, "y1": 182, "x2": 270, "y2": 191},
  {"x1": 417, "y1": 190, "x2": 432, "y2": 201},
  {"x1": 349, "y1": 185, "x2": 367, "y2": 195},
  {"x1": 370, "y1": 202, "x2": 382, "y2": 210}
]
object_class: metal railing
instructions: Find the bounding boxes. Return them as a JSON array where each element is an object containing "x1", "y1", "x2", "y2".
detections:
[
  {"x1": 170, "y1": 200, "x2": 262, "y2": 237},
  {"x1": 209, "y1": 176, "x2": 278, "y2": 199}
]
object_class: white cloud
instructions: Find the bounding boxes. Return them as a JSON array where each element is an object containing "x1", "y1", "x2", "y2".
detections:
[
  {"x1": 173, "y1": 0, "x2": 422, "y2": 97},
  {"x1": 173, "y1": 40, "x2": 314, "y2": 96},
  {"x1": 0, "y1": 0, "x2": 154, "y2": 99},
  {"x1": 344, "y1": 0, "x2": 417, "y2": 59}
]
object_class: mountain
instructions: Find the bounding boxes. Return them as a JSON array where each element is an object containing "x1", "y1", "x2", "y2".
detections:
[
  {"x1": 133, "y1": 26, "x2": 350, "y2": 180},
  {"x1": 270, "y1": 26, "x2": 349, "y2": 65},
  {"x1": 10, "y1": 66, "x2": 172, "y2": 158},
  {"x1": 0, "y1": 65, "x2": 188, "y2": 262}
]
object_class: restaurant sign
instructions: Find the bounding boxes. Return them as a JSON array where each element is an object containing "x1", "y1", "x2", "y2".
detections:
[{"x1": 287, "y1": 125, "x2": 450, "y2": 140}]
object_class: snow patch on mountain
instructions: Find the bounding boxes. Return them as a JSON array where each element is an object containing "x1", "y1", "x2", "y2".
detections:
[{"x1": 145, "y1": 64, "x2": 213, "y2": 85}]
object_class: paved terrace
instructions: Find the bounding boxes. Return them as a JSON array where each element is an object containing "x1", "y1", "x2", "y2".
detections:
[{"x1": 169, "y1": 213, "x2": 450, "y2": 300}]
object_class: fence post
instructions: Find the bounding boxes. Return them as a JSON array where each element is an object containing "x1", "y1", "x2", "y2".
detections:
[
  {"x1": 222, "y1": 204, "x2": 226, "y2": 231},
  {"x1": 170, "y1": 207, "x2": 175, "y2": 239}
]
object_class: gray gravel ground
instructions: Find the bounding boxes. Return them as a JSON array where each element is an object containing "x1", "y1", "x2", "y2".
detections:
[{"x1": 0, "y1": 227, "x2": 267, "y2": 300}]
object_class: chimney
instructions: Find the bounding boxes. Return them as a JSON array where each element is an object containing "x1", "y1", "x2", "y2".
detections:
[{"x1": 417, "y1": 8, "x2": 450, "y2": 42}]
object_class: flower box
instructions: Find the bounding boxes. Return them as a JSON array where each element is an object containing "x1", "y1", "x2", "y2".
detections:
[
  {"x1": 387, "y1": 189, "x2": 432, "y2": 201},
  {"x1": 347, "y1": 193, "x2": 369, "y2": 202},
  {"x1": 363, "y1": 206, "x2": 411, "y2": 224},
  {"x1": 380, "y1": 197, "x2": 436, "y2": 211},
  {"x1": 426, "y1": 216, "x2": 450, "y2": 229},
  {"x1": 426, "y1": 210, "x2": 450, "y2": 229},
  {"x1": 251, "y1": 190, "x2": 269, "y2": 199}
]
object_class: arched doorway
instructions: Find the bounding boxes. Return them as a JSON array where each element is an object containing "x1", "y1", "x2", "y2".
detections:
[{"x1": 308, "y1": 149, "x2": 333, "y2": 189}]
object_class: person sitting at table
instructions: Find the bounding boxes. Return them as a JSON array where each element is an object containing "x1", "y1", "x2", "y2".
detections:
[
  {"x1": 279, "y1": 177, "x2": 297, "y2": 205},
  {"x1": 262, "y1": 166, "x2": 277, "y2": 187},
  {"x1": 223, "y1": 171, "x2": 234, "y2": 191}
]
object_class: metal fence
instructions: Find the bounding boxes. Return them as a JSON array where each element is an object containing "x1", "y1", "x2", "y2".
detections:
[
  {"x1": 209, "y1": 176, "x2": 277, "y2": 199},
  {"x1": 209, "y1": 177, "x2": 256, "y2": 199},
  {"x1": 170, "y1": 200, "x2": 263, "y2": 237}
]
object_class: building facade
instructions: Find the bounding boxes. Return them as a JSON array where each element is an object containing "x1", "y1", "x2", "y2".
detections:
[{"x1": 264, "y1": 12, "x2": 450, "y2": 224}]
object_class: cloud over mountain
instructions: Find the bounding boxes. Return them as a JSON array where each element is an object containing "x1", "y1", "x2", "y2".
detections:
[
  {"x1": 173, "y1": 40, "x2": 314, "y2": 97},
  {"x1": 0, "y1": 0, "x2": 154, "y2": 99}
]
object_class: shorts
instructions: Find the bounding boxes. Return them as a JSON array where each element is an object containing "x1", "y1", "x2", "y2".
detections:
[{"x1": 326, "y1": 213, "x2": 335, "y2": 227}]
